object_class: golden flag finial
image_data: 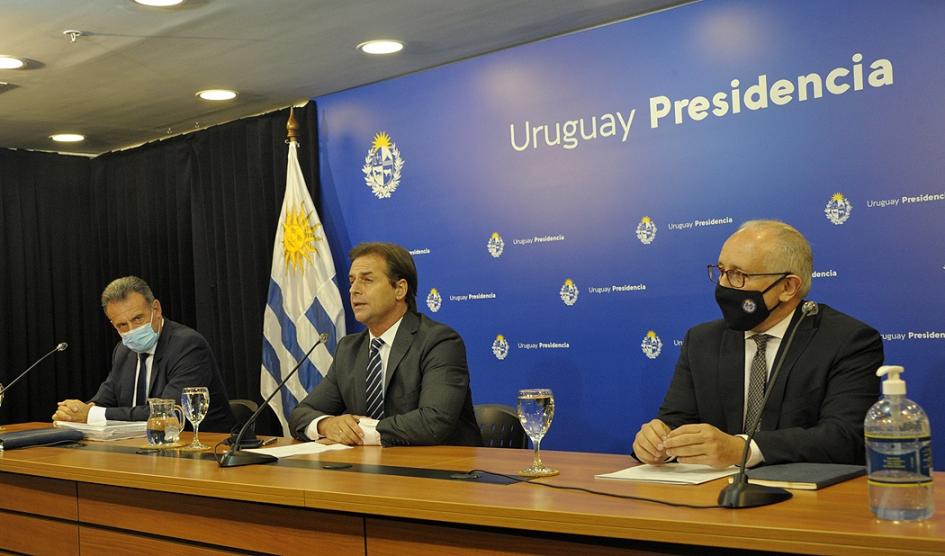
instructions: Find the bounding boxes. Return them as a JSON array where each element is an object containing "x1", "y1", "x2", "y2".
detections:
[{"x1": 286, "y1": 107, "x2": 299, "y2": 143}]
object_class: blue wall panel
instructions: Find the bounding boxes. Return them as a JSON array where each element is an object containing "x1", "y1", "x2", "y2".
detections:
[{"x1": 316, "y1": 0, "x2": 945, "y2": 461}]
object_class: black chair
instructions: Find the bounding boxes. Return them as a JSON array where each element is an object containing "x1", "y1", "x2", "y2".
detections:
[
  {"x1": 474, "y1": 403, "x2": 528, "y2": 449},
  {"x1": 229, "y1": 399, "x2": 258, "y2": 430}
]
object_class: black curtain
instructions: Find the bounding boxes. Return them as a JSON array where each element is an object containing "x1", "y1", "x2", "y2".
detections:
[{"x1": 0, "y1": 103, "x2": 319, "y2": 434}]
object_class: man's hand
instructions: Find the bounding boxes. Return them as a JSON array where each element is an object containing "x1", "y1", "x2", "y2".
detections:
[
  {"x1": 632, "y1": 418, "x2": 672, "y2": 464},
  {"x1": 52, "y1": 399, "x2": 92, "y2": 423},
  {"x1": 662, "y1": 423, "x2": 745, "y2": 468},
  {"x1": 317, "y1": 414, "x2": 365, "y2": 445}
]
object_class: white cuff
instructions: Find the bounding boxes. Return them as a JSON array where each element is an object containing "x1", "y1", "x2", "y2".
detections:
[
  {"x1": 359, "y1": 418, "x2": 381, "y2": 446},
  {"x1": 87, "y1": 405, "x2": 107, "y2": 424},
  {"x1": 736, "y1": 434, "x2": 765, "y2": 467},
  {"x1": 305, "y1": 415, "x2": 330, "y2": 440}
]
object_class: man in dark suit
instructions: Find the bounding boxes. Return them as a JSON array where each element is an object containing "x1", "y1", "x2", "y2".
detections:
[
  {"x1": 633, "y1": 220, "x2": 882, "y2": 468},
  {"x1": 53, "y1": 276, "x2": 235, "y2": 433},
  {"x1": 288, "y1": 242, "x2": 481, "y2": 447}
]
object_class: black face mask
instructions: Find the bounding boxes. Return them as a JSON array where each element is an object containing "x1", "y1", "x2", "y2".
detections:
[{"x1": 714, "y1": 274, "x2": 788, "y2": 331}]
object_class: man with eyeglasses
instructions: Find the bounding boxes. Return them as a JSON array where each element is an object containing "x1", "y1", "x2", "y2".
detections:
[
  {"x1": 632, "y1": 220, "x2": 882, "y2": 468},
  {"x1": 52, "y1": 276, "x2": 235, "y2": 432}
]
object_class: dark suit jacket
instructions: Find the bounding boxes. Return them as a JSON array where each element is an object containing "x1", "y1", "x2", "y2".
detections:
[
  {"x1": 288, "y1": 311, "x2": 482, "y2": 446},
  {"x1": 90, "y1": 319, "x2": 235, "y2": 433},
  {"x1": 658, "y1": 302, "x2": 883, "y2": 465}
]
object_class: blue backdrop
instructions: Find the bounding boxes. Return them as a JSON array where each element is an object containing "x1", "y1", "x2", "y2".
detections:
[{"x1": 315, "y1": 0, "x2": 945, "y2": 462}]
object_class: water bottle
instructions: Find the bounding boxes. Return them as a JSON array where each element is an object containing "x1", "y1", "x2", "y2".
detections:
[{"x1": 864, "y1": 365, "x2": 934, "y2": 520}]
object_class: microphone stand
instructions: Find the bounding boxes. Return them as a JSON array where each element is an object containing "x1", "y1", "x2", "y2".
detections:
[
  {"x1": 718, "y1": 302, "x2": 818, "y2": 508},
  {"x1": 218, "y1": 334, "x2": 327, "y2": 468},
  {"x1": 0, "y1": 343, "x2": 68, "y2": 397}
]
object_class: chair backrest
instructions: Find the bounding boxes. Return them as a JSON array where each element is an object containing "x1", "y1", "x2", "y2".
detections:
[
  {"x1": 229, "y1": 399, "x2": 259, "y2": 429},
  {"x1": 474, "y1": 403, "x2": 528, "y2": 449}
]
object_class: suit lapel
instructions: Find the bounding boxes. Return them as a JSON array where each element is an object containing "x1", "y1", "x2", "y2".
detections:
[
  {"x1": 763, "y1": 309, "x2": 816, "y2": 429},
  {"x1": 149, "y1": 319, "x2": 172, "y2": 398},
  {"x1": 718, "y1": 328, "x2": 745, "y2": 434},
  {"x1": 385, "y1": 312, "x2": 418, "y2": 390},
  {"x1": 350, "y1": 333, "x2": 371, "y2": 413}
]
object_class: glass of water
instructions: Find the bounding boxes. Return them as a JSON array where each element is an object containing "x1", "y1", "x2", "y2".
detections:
[
  {"x1": 181, "y1": 386, "x2": 210, "y2": 450},
  {"x1": 517, "y1": 388, "x2": 559, "y2": 477}
]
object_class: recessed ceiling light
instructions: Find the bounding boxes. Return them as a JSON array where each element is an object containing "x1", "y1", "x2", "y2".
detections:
[
  {"x1": 50, "y1": 133, "x2": 85, "y2": 143},
  {"x1": 133, "y1": 0, "x2": 185, "y2": 6},
  {"x1": 0, "y1": 56, "x2": 26, "y2": 69},
  {"x1": 357, "y1": 40, "x2": 404, "y2": 55},
  {"x1": 196, "y1": 89, "x2": 238, "y2": 101}
]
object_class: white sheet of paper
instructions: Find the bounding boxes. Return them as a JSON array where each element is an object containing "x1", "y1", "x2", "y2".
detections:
[
  {"x1": 243, "y1": 441, "x2": 352, "y2": 459},
  {"x1": 595, "y1": 463, "x2": 739, "y2": 485}
]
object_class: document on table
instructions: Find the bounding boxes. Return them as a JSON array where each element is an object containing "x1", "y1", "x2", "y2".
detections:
[
  {"x1": 595, "y1": 463, "x2": 739, "y2": 485},
  {"x1": 54, "y1": 420, "x2": 147, "y2": 441},
  {"x1": 243, "y1": 442, "x2": 352, "y2": 459}
]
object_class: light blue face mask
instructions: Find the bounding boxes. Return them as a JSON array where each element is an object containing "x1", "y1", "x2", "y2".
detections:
[{"x1": 121, "y1": 310, "x2": 160, "y2": 353}]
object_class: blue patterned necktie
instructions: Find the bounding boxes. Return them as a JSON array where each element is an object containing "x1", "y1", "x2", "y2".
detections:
[
  {"x1": 134, "y1": 353, "x2": 150, "y2": 406},
  {"x1": 744, "y1": 334, "x2": 770, "y2": 433},
  {"x1": 365, "y1": 338, "x2": 385, "y2": 419}
]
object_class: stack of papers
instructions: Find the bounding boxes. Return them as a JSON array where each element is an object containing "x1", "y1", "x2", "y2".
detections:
[
  {"x1": 54, "y1": 420, "x2": 147, "y2": 441},
  {"x1": 595, "y1": 463, "x2": 739, "y2": 485}
]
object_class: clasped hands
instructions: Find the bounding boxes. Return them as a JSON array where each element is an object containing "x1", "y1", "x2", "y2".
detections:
[
  {"x1": 632, "y1": 419, "x2": 746, "y2": 469},
  {"x1": 52, "y1": 399, "x2": 93, "y2": 423}
]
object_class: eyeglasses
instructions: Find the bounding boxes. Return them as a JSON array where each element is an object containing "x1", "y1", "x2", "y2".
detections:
[{"x1": 707, "y1": 265, "x2": 790, "y2": 289}]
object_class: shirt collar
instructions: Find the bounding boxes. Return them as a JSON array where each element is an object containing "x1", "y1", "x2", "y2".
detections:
[
  {"x1": 745, "y1": 307, "x2": 794, "y2": 341},
  {"x1": 370, "y1": 315, "x2": 404, "y2": 347}
]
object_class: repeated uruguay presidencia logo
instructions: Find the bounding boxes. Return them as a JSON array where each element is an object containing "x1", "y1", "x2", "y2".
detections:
[
  {"x1": 824, "y1": 192, "x2": 852, "y2": 225},
  {"x1": 641, "y1": 330, "x2": 663, "y2": 359},
  {"x1": 426, "y1": 288, "x2": 442, "y2": 313},
  {"x1": 487, "y1": 232, "x2": 505, "y2": 258},
  {"x1": 362, "y1": 132, "x2": 405, "y2": 199},
  {"x1": 492, "y1": 334, "x2": 510, "y2": 360},
  {"x1": 559, "y1": 279, "x2": 579, "y2": 306},
  {"x1": 635, "y1": 216, "x2": 657, "y2": 245}
]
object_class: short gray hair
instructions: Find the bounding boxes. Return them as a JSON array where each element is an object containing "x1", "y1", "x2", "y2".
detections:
[
  {"x1": 101, "y1": 276, "x2": 154, "y2": 310},
  {"x1": 737, "y1": 220, "x2": 813, "y2": 296}
]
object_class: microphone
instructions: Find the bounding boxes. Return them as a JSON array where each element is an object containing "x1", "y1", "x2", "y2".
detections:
[
  {"x1": 218, "y1": 333, "x2": 329, "y2": 468},
  {"x1": 718, "y1": 301, "x2": 818, "y2": 508},
  {"x1": 0, "y1": 342, "x2": 69, "y2": 396}
]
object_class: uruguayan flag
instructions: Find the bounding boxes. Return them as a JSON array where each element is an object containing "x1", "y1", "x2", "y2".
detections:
[{"x1": 261, "y1": 140, "x2": 345, "y2": 435}]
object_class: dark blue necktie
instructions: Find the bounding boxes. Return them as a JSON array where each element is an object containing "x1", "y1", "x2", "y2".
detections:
[
  {"x1": 365, "y1": 338, "x2": 385, "y2": 419},
  {"x1": 134, "y1": 353, "x2": 150, "y2": 406}
]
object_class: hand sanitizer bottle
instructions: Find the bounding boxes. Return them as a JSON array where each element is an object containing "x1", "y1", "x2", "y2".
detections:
[{"x1": 865, "y1": 365, "x2": 934, "y2": 520}]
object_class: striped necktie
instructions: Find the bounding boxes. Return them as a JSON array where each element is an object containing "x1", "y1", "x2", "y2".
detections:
[
  {"x1": 365, "y1": 338, "x2": 385, "y2": 419},
  {"x1": 744, "y1": 334, "x2": 771, "y2": 433}
]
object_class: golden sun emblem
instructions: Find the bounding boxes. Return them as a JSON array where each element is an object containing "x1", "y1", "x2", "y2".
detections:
[
  {"x1": 831, "y1": 192, "x2": 845, "y2": 202},
  {"x1": 371, "y1": 131, "x2": 392, "y2": 152},
  {"x1": 282, "y1": 204, "x2": 320, "y2": 274},
  {"x1": 641, "y1": 216, "x2": 652, "y2": 224}
]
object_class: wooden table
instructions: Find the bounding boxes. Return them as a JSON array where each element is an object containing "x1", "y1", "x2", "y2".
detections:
[{"x1": 1, "y1": 423, "x2": 942, "y2": 555}]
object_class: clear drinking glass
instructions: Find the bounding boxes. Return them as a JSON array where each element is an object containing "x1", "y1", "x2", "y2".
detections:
[
  {"x1": 517, "y1": 388, "x2": 559, "y2": 477},
  {"x1": 181, "y1": 386, "x2": 210, "y2": 450},
  {"x1": 0, "y1": 383, "x2": 5, "y2": 431}
]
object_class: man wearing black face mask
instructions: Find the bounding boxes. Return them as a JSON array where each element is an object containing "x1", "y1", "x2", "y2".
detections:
[{"x1": 632, "y1": 220, "x2": 883, "y2": 468}]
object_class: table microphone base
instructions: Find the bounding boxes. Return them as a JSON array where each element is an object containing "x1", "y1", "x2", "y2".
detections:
[
  {"x1": 718, "y1": 481, "x2": 793, "y2": 508},
  {"x1": 218, "y1": 449, "x2": 278, "y2": 468}
]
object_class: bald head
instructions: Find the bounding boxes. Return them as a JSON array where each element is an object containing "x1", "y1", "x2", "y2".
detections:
[{"x1": 729, "y1": 220, "x2": 813, "y2": 296}]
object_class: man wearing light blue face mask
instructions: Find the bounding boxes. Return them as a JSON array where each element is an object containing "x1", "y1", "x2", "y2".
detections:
[{"x1": 52, "y1": 276, "x2": 235, "y2": 432}]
